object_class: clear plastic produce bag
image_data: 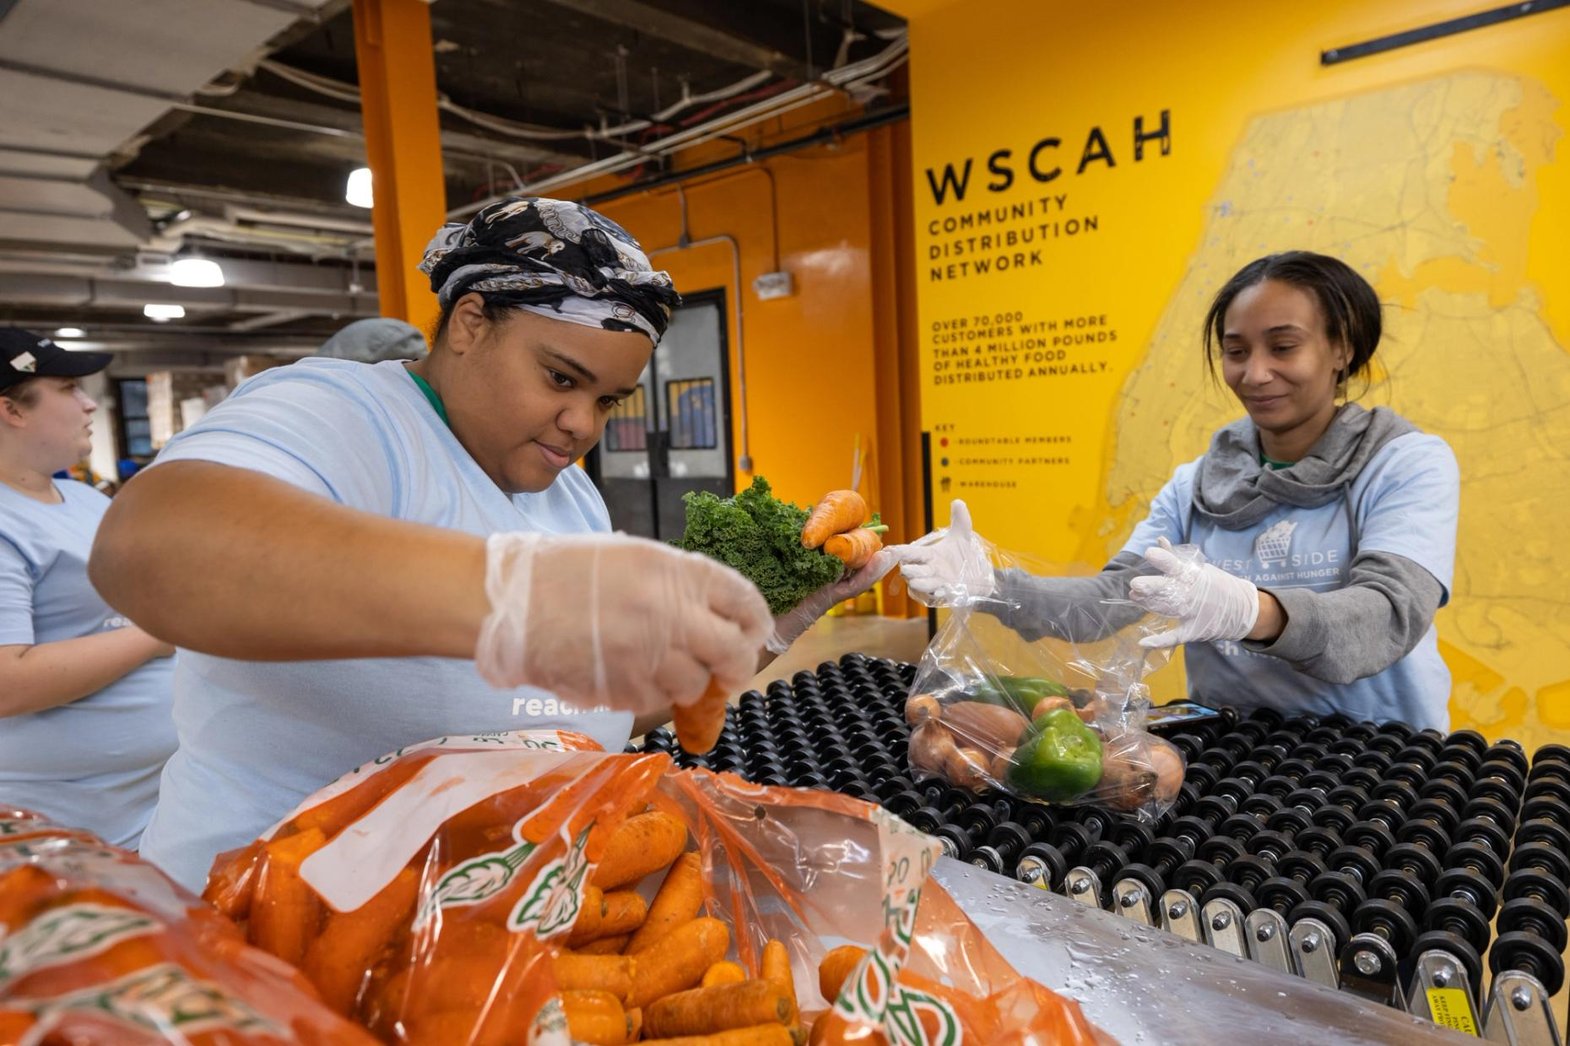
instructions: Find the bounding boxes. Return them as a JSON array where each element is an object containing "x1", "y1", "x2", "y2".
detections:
[{"x1": 903, "y1": 521, "x2": 1188, "y2": 823}]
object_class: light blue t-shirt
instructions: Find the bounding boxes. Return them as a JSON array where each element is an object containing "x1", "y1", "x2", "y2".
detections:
[
  {"x1": 1120, "y1": 433, "x2": 1458, "y2": 732},
  {"x1": 0, "y1": 480, "x2": 176, "y2": 847},
  {"x1": 138, "y1": 358, "x2": 625, "y2": 891}
]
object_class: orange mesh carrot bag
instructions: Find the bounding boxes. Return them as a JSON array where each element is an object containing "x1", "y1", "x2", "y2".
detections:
[
  {"x1": 207, "y1": 729, "x2": 1111, "y2": 1045},
  {"x1": 0, "y1": 808, "x2": 373, "y2": 1045}
]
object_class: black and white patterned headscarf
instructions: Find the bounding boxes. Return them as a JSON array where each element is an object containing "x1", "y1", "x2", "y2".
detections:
[{"x1": 420, "y1": 197, "x2": 680, "y2": 345}]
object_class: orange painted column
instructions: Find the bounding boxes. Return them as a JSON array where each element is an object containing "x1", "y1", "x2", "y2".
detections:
[{"x1": 351, "y1": 0, "x2": 446, "y2": 335}]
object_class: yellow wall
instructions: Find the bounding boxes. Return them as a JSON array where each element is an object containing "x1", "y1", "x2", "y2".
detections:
[{"x1": 882, "y1": 0, "x2": 1570, "y2": 747}]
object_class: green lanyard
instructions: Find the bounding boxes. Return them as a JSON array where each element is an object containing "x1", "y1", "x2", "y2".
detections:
[{"x1": 408, "y1": 370, "x2": 451, "y2": 429}]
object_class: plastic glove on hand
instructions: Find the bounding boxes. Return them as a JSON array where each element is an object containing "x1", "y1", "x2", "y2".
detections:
[
  {"x1": 1128, "y1": 537, "x2": 1260, "y2": 649},
  {"x1": 897, "y1": 500, "x2": 996, "y2": 607},
  {"x1": 767, "y1": 549, "x2": 896, "y2": 654},
  {"x1": 475, "y1": 532, "x2": 773, "y2": 713}
]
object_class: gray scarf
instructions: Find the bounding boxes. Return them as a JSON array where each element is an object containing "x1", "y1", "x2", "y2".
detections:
[{"x1": 1193, "y1": 403, "x2": 1416, "y2": 529}]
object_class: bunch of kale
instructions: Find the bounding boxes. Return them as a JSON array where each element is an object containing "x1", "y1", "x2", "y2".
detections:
[{"x1": 674, "y1": 477, "x2": 843, "y2": 615}]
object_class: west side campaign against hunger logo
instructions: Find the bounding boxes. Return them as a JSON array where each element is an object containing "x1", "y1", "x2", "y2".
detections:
[{"x1": 1253, "y1": 520, "x2": 1298, "y2": 568}]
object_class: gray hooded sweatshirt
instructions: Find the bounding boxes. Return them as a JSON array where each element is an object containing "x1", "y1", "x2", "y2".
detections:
[{"x1": 993, "y1": 404, "x2": 1449, "y2": 693}]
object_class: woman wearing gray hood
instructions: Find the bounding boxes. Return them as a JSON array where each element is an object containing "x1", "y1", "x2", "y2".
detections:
[{"x1": 900, "y1": 252, "x2": 1459, "y2": 732}]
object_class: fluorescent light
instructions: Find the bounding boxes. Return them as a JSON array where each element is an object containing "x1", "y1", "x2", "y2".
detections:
[
  {"x1": 345, "y1": 167, "x2": 374, "y2": 208},
  {"x1": 54, "y1": 327, "x2": 85, "y2": 338},
  {"x1": 170, "y1": 257, "x2": 224, "y2": 288},
  {"x1": 144, "y1": 304, "x2": 186, "y2": 322}
]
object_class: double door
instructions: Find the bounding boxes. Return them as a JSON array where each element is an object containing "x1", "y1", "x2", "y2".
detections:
[{"x1": 593, "y1": 293, "x2": 733, "y2": 541}]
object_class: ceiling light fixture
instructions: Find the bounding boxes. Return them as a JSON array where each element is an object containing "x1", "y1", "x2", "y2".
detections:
[
  {"x1": 346, "y1": 167, "x2": 374, "y2": 208},
  {"x1": 170, "y1": 256, "x2": 225, "y2": 288},
  {"x1": 54, "y1": 327, "x2": 86, "y2": 338},
  {"x1": 143, "y1": 304, "x2": 186, "y2": 322}
]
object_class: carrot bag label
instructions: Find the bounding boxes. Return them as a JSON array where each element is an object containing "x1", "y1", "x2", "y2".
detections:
[
  {"x1": 207, "y1": 729, "x2": 1109, "y2": 1046},
  {"x1": 826, "y1": 813, "x2": 967, "y2": 1045}
]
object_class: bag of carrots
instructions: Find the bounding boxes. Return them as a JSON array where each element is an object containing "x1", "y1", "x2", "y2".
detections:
[
  {"x1": 0, "y1": 807, "x2": 373, "y2": 1045},
  {"x1": 204, "y1": 730, "x2": 1108, "y2": 1045},
  {"x1": 903, "y1": 519, "x2": 1187, "y2": 825}
]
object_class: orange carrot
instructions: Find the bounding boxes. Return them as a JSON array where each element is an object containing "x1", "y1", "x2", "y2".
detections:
[
  {"x1": 554, "y1": 953, "x2": 634, "y2": 1004},
  {"x1": 817, "y1": 945, "x2": 867, "y2": 1003},
  {"x1": 571, "y1": 884, "x2": 609, "y2": 941},
  {"x1": 563, "y1": 989, "x2": 632, "y2": 1045},
  {"x1": 640, "y1": 1025, "x2": 796, "y2": 1046},
  {"x1": 627, "y1": 852, "x2": 704, "y2": 954},
  {"x1": 801, "y1": 491, "x2": 870, "y2": 549},
  {"x1": 597, "y1": 890, "x2": 649, "y2": 937},
  {"x1": 577, "y1": 933, "x2": 632, "y2": 955},
  {"x1": 301, "y1": 866, "x2": 420, "y2": 1014},
  {"x1": 823, "y1": 527, "x2": 882, "y2": 570},
  {"x1": 703, "y1": 960, "x2": 747, "y2": 987},
  {"x1": 761, "y1": 940, "x2": 799, "y2": 1024},
  {"x1": 249, "y1": 827, "x2": 325, "y2": 967},
  {"x1": 627, "y1": 1007, "x2": 644, "y2": 1041},
  {"x1": 674, "y1": 680, "x2": 728, "y2": 755},
  {"x1": 591, "y1": 812, "x2": 689, "y2": 891},
  {"x1": 645, "y1": 981, "x2": 795, "y2": 1038},
  {"x1": 203, "y1": 839, "x2": 264, "y2": 921},
  {"x1": 628, "y1": 916, "x2": 731, "y2": 1008}
]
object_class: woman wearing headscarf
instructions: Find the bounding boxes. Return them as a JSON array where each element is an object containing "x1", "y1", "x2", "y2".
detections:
[
  {"x1": 0, "y1": 328, "x2": 175, "y2": 847},
  {"x1": 92, "y1": 198, "x2": 853, "y2": 890}
]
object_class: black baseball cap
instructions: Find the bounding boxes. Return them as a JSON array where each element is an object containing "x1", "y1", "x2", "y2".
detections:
[{"x1": 0, "y1": 327, "x2": 112, "y2": 392}]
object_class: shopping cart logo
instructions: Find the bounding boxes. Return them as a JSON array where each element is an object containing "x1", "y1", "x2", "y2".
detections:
[{"x1": 1253, "y1": 520, "x2": 1297, "y2": 567}]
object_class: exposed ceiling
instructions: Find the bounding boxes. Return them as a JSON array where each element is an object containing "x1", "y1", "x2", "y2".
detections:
[{"x1": 0, "y1": 0, "x2": 906, "y2": 357}]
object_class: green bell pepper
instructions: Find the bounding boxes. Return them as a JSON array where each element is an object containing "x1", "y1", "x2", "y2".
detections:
[{"x1": 1007, "y1": 707, "x2": 1103, "y2": 801}]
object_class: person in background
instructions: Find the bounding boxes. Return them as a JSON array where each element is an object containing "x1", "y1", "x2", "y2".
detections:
[
  {"x1": 318, "y1": 316, "x2": 427, "y2": 363},
  {"x1": 901, "y1": 252, "x2": 1459, "y2": 732},
  {"x1": 90, "y1": 197, "x2": 875, "y2": 890},
  {"x1": 0, "y1": 328, "x2": 176, "y2": 847}
]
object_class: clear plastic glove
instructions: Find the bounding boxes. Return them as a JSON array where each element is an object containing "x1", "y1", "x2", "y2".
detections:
[
  {"x1": 897, "y1": 500, "x2": 996, "y2": 607},
  {"x1": 1128, "y1": 538, "x2": 1260, "y2": 649},
  {"x1": 476, "y1": 532, "x2": 773, "y2": 713},
  {"x1": 766, "y1": 550, "x2": 897, "y2": 654}
]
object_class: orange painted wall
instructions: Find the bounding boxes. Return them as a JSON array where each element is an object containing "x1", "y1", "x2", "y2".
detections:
[{"x1": 591, "y1": 128, "x2": 924, "y2": 589}]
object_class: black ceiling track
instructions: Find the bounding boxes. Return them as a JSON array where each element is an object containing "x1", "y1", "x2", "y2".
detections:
[{"x1": 1322, "y1": 0, "x2": 1569, "y2": 64}]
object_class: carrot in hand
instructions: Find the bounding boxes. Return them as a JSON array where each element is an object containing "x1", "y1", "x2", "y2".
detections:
[
  {"x1": 627, "y1": 852, "x2": 704, "y2": 954},
  {"x1": 818, "y1": 945, "x2": 868, "y2": 1003},
  {"x1": 674, "y1": 680, "x2": 728, "y2": 755},
  {"x1": 702, "y1": 960, "x2": 747, "y2": 987},
  {"x1": 801, "y1": 491, "x2": 870, "y2": 549},
  {"x1": 628, "y1": 916, "x2": 731, "y2": 1008},
  {"x1": 823, "y1": 527, "x2": 882, "y2": 571},
  {"x1": 563, "y1": 989, "x2": 633, "y2": 1045},
  {"x1": 591, "y1": 811, "x2": 689, "y2": 890}
]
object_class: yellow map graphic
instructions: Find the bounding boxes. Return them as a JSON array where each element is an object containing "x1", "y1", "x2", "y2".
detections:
[{"x1": 1083, "y1": 72, "x2": 1569, "y2": 748}]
